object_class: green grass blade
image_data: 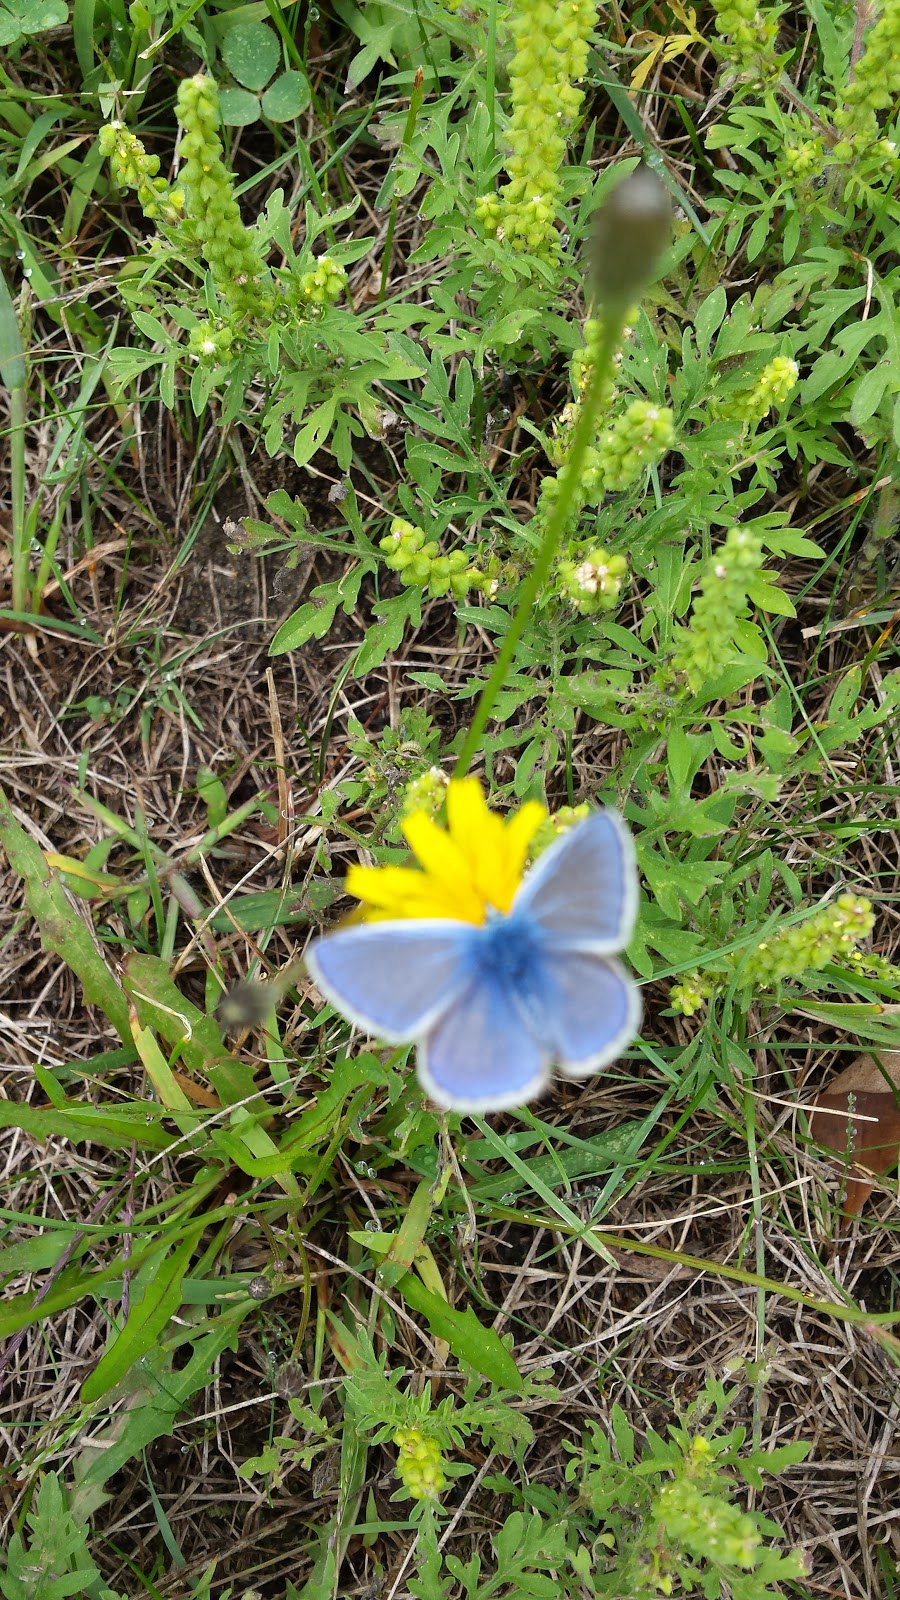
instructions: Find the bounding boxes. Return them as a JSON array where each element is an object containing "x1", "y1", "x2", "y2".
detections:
[
  {"x1": 81, "y1": 1224, "x2": 206, "y2": 1403},
  {"x1": 0, "y1": 782, "x2": 131, "y2": 1043}
]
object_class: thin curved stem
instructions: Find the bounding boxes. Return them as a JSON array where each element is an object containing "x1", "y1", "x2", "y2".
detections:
[{"x1": 454, "y1": 308, "x2": 626, "y2": 779}]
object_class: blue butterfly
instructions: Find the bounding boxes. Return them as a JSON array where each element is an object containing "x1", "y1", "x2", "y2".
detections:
[{"x1": 306, "y1": 809, "x2": 641, "y2": 1113}]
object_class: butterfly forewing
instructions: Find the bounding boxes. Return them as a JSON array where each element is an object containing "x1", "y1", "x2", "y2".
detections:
[
  {"x1": 307, "y1": 920, "x2": 475, "y2": 1042},
  {"x1": 514, "y1": 809, "x2": 637, "y2": 953}
]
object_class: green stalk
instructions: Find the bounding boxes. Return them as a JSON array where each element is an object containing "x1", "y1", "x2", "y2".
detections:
[
  {"x1": 0, "y1": 271, "x2": 28, "y2": 615},
  {"x1": 453, "y1": 312, "x2": 626, "y2": 779},
  {"x1": 454, "y1": 168, "x2": 672, "y2": 780},
  {"x1": 486, "y1": 0, "x2": 498, "y2": 164},
  {"x1": 378, "y1": 67, "x2": 426, "y2": 303}
]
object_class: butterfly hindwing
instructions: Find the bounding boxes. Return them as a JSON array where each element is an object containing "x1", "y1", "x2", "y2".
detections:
[
  {"x1": 528, "y1": 947, "x2": 642, "y2": 1076},
  {"x1": 306, "y1": 920, "x2": 475, "y2": 1042},
  {"x1": 513, "y1": 809, "x2": 637, "y2": 953},
  {"x1": 418, "y1": 970, "x2": 549, "y2": 1112}
]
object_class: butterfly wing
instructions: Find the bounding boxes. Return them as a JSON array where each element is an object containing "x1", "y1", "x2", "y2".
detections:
[
  {"x1": 531, "y1": 947, "x2": 642, "y2": 1076},
  {"x1": 513, "y1": 809, "x2": 637, "y2": 953},
  {"x1": 418, "y1": 970, "x2": 550, "y2": 1113},
  {"x1": 306, "y1": 920, "x2": 475, "y2": 1042}
]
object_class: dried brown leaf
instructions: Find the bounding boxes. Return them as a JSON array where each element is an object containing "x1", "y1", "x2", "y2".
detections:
[{"x1": 809, "y1": 1052, "x2": 900, "y2": 1216}]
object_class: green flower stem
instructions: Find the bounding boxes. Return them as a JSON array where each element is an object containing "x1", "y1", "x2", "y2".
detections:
[
  {"x1": 454, "y1": 307, "x2": 628, "y2": 779},
  {"x1": 486, "y1": 0, "x2": 498, "y2": 163},
  {"x1": 379, "y1": 67, "x2": 426, "y2": 303},
  {"x1": 8, "y1": 385, "x2": 27, "y2": 617},
  {"x1": 0, "y1": 270, "x2": 28, "y2": 615}
]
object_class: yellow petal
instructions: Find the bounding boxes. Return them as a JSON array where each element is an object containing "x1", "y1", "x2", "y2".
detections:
[
  {"x1": 503, "y1": 800, "x2": 547, "y2": 881},
  {"x1": 402, "y1": 809, "x2": 471, "y2": 890},
  {"x1": 345, "y1": 779, "x2": 543, "y2": 926},
  {"x1": 446, "y1": 777, "x2": 509, "y2": 907},
  {"x1": 445, "y1": 776, "x2": 493, "y2": 839},
  {"x1": 346, "y1": 864, "x2": 426, "y2": 911},
  {"x1": 346, "y1": 860, "x2": 483, "y2": 923},
  {"x1": 483, "y1": 800, "x2": 545, "y2": 910}
]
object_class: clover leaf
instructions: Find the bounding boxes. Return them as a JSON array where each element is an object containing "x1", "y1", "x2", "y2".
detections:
[
  {"x1": 0, "y1": 0, "x2": 67, "y2": 47},
  {"x1": 221, "y1": 22, "x2": 279, "y2": 92},
  {"x1": 218, "y1": 22, "x2": 311, "y2": 126}
]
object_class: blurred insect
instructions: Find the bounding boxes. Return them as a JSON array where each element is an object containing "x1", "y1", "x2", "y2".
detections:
[
  {"x1": 306, "y1": 810, "x2": 641, "y2": 1113},
  {"x1": 214, "y1": 957, "x2": 308, "y2": 1031}
]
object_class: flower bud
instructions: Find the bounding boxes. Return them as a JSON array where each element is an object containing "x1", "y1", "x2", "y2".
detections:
[{"x1": 591, "y1": 168, "x2": 672, "y2": 311}]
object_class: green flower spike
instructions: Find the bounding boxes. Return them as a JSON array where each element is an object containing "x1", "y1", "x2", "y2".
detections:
[
  {"x1": 297, "y1": 255, "x2": 348, "y2": 309},
  {"x1": 475, "y1": 0, "x2": 598, "y2": 259},
  {"x1": 401, "y1": 766, "x2": 450, "y2": 821},
  {"x1": 670, "y1": 895, "x2": 875, "y2": 1013},
  {"x1": 709, "y1": 0, "x2": 783, "y2": 81},
  {"x1": 393, "y1": 1427, "x2": 448, "y2": 1501},
  {"x1": 835, "y1": 0, "x2": 900, "y2": 147},
  {"x1": 380, "y1": 518, "x2": 475, "y2": 599},
  {"x1": 671, "y1": 525, "x2": 764, "y2": 693},
  {"x1": 557, "y1": 546, "x2": 628, "y2": 614},
  {"x1": 175, "y1": 74, "x2": 271, "y2": 320},
  {"x1": 99, "y1": 122, "x2": 184, "y2": 224}
]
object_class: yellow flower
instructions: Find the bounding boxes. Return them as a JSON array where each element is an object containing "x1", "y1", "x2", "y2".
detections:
[{"x1": 346, "y1": 777, "x2": 546, "y2": 925}]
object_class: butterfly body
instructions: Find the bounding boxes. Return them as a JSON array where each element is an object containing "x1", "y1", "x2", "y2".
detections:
[{"x1": 306, "y1": 808, "x2": 641, "y2": 1113}]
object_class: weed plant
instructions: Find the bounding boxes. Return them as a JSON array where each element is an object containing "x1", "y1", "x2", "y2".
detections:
[{"x1": 2, "y1": 0, "x2": 900, "y2": 1595}]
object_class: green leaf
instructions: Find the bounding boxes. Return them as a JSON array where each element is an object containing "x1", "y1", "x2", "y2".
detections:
[
  {"x1": 0, "y1": 1232, "x2": 81, "y2": 1276},
  {"x1": 3, "y1": 1474, "x2": 105, "y2": 1600},
  {"x1": 476, "y1": 307, "x2": 541, "y2": 364},
  {"x1": 71, "y1": 1318, "x2": 246, "y2": 1522},
  {"x1": 0, "y1": 1096, "x2": 170, "y2": 1152},
  {"x1": 747, "y1": 208, "x2": 772, "y2": 262},
  {"x1": 270, "y1": 589, "x2": 342, "y2": 654},
  {"x1": 0, "y1": 781, "x2": 131, "y2": 1043},
  {"x1": 270, "y1": 566, "x2": 367, "y2": 656},
  {"x1": 292, "y1": 393, "x2": 338, "y2": 467},
  {"x1": 261, "y1": 69, "x2": 310, "y2": 122},
  {"x1": 849, "y1": 361, "x2": 891, "y2": 428},
  {"x1": 802, "y1": 349, "x2": 851, "y2": 404},
  {"x1": 791, "y1": 1001, "x2": 900, "y2": 1048},
  {"x1": 667, "y1": 728, "x2": 715, "y2": 792},
  {"x1": 0, "y1": 0, "x2": 66, "y2": 46},
  {"x1": 197, "y1": 765, "x2": 228, "y2": 828},
  {"x1": 131, "y1": 310, "x2": 167, "y2": 342},
  {"x1": 693, "y1": 285, "x2": 727, "y2": 356},
  {"x1": 396, "y1": 1273, "x2": 523, "y2": 1391},
  {"x1": 460, "y1": 1121, "x2": 644, "y2": 1201},
  {"x1": 805, "y1": 0, "x2": 852, "y2": 82},
  {"x1": 81, "y1": 1225, "x2": 205, "y2": 1402},
  {"x1": 745, "y1": 576, "x2": 796, "y2": 617},
  {"x1": 221, "y1": 20, "x2": 279, "y2": 90},
  {"x1": 71, "y1": 0, "x2": 95, "y2": 77},
  {"x1": 121, "y1": 952, "x2": 251, "y2": 1100},
  {"x1": 354, "y1": 587, "x2": 422, "y2": 676},
  {"x1": 218, "y1": 86, "x2": 260, "y2": 126},
  {"x1": 782, "y1": 207, "x2": 801, "y2": 264},
  {"x1": 207, "y1": 881, "x2": 341, "y2": 933},
  {"x1": 333, "y1": 0, "x2": 423, "y2": 87},
  {"x1": 0, "y1": 268, "x2": 26, "y2": 391}
]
